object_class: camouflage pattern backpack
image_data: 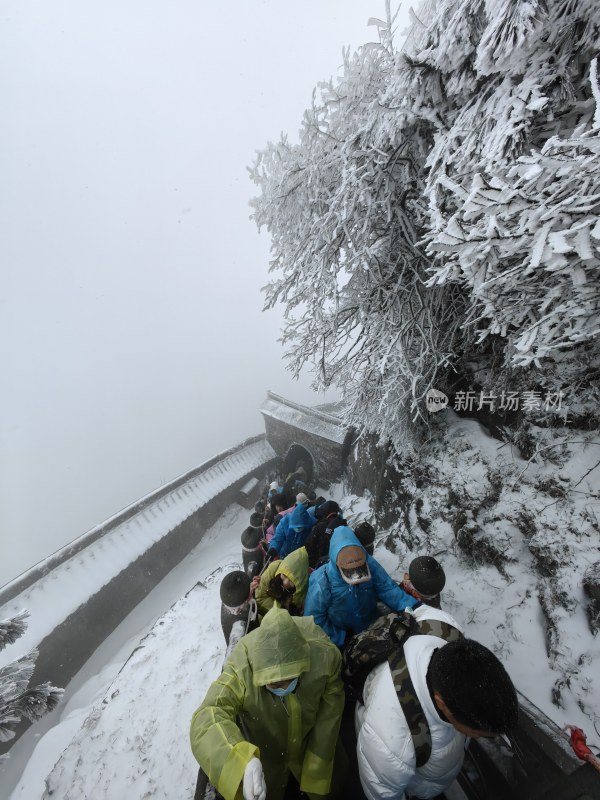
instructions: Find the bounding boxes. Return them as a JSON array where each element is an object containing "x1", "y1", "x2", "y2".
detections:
[{"x1": 342, "y1": 610, "x2": 463, "y2": 767}]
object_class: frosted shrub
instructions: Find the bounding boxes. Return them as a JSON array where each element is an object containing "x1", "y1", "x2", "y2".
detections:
[{"x1": 0, "y1": 610, "x2": 63, "y2": 754}]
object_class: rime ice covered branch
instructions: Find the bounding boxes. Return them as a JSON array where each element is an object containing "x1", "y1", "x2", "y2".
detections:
[
  {"x1": 591, "y1": 58, "x2": 600, "y2": 129},
  {"x1": 0, "y1": 611, "x2": 63, "y2": 748},
  {"x1": 250, "y1": 0, "x2": 600, "y2": 445}
]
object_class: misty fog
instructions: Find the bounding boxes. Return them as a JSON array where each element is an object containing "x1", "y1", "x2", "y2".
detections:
[{"x1": 0, "y1": 1, "x2": 380, "y2": 586}]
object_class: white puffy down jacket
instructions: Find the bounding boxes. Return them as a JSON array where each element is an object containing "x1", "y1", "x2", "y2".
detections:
[{"x1": 355, "y1": 606, "x2": 466, "y2": 800}]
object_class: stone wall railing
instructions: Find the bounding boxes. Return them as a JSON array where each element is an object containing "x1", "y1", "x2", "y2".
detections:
[{"x1": 0, "y1": 434, "x2": 277, "y2": 753}]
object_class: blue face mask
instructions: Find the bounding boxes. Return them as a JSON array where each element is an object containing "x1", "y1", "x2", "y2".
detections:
[{"x1": 266, "y1": 677, "x2": 299, "y2": 697}]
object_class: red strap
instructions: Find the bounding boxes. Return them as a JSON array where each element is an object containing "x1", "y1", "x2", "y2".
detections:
[
  {"x1": 564, "y1": 725, "x2": 600, "y2": 773},
  {"x1": 567, "y1": 726, "x2": 593, "y2": 760}
]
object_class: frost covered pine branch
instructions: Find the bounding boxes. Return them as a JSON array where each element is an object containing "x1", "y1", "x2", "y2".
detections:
[
  {"x1": 250, "y1": 35, "x2": 464, "y2": 444},
  {"x1": 0, "y1": 610, "x2": 63, "y2": 754}
]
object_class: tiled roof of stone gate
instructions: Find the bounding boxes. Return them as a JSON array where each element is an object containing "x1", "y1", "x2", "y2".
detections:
[{"x1": 260, "y1": 391, "x2": 347, "y2": 444}]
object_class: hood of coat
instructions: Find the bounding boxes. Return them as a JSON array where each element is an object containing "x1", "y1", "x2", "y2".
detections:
[
  {"x1": 288, "y1": 502, "x2": 312, "y2": 531},
  {"x1": 276, "y1": 546, "x2": 309, "y2": 600},
  {"x1": 250, "y1": 606, "x2": 310, "y2": 686},
  {"x1": 328, "y1": 526, "x2": 367, "y2": 566},
  {"x1": 315, "y1": 500, "x2": 341, "y2": 520}
]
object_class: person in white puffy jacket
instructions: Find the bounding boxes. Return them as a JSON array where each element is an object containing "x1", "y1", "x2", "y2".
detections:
[{"x1": 355, "y1": 605, "x2": 518, "y2": 800}]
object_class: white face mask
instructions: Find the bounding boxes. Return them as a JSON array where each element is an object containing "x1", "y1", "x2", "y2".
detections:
[
  {"x1": 266, "y1": 677, "x2": 299, "y2": 697},
  {"x1": 339, "y1": 563, "x2": 371, "y2": 585}
]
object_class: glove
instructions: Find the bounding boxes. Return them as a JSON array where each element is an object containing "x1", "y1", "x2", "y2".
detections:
[
  {"x1": 266, "y1": 548, "x2": 278, "y2": 560},
  {"x1": 242, "y1": 757, "x2": 266, "y2": 800}
]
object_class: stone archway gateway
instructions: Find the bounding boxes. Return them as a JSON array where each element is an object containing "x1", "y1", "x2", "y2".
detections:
[
  {"x1": 282, "y1": 442, "x2": 315, "y2": 483},
  {"x1": 259, "y1": 391, "x2": 354, "y2": 485}
]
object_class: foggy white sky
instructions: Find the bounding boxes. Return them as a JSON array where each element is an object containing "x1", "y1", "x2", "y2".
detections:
[{"x1": 0, "y1": 1, "x2": 411, "y2": 586}]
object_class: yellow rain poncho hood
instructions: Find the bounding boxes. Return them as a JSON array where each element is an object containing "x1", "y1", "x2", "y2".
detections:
[
  {"x1": 250, "y1": 601, "x2": 310, "y2": 685},
  {"x1": 190, "y1": 607, "x2": 344, "y2": 800},
  {"x1": 254, "y1": 546, "x2": 309, "y2": 618}
]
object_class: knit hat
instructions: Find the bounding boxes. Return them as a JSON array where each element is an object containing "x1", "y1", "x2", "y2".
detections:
[
  {"x1": 314, "y1": 500, "x2": 340, "y2": 520},
  {"x1": 220, "y1": 570, "x2": 251, "y2": 608},
  {"x1": 241, "y1": 526, "x2": 263, "y2": 550},
  {"x1": 296, "y1": 492, "x2": 310, "y2": 506},
  {"x1": 337, "y1": 545, "x2": 371, "y2": 585},
  {"x1": 354, "y1": 521, "x2": 375, "y2": 548},
  {"x1": 408, "y1": 556, "x2": 446, "y2": 597}
]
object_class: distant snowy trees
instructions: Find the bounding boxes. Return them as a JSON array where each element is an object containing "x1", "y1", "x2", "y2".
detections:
[
  {"x1": 250, "y1": 0, "x2": 600, "y2": 449},
  {"x1": 0, "y1": 610, "x2": 62, "y2": 753}
]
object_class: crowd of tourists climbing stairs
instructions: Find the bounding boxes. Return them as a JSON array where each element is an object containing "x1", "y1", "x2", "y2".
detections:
[{"x1": 189, "y1": 465, "x2": 600, "y2": 800}]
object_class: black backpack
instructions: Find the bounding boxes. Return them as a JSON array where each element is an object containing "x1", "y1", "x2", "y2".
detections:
[{"x1": 342, "y1": 610, "x2": 463, "y2": 767}]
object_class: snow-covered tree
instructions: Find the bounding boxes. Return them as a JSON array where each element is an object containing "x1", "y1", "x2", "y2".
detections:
[
  {"x1": 418, "y1": 1, "x2": 600, "y2": 411},
  {"x1": 0, "y1": 610, "x2": 63, "y2": 755},
  {"x1": 250, "y1": 9, "x2": 465, "y2": 449},
  {"x1": 250, "y1": 0, "x2": 600, "y2": 447}
]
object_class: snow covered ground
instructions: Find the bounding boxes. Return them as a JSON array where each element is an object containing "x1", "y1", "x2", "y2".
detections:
[
  {"x1": 3, "y1": 414, "x2": 599, "y2": 797},
  {"x1": 6, "y1": 503, "x2": 249, "y2": 799},
  {"x1": 375, "y1": 411, "x2": 600, "y2": 742}
]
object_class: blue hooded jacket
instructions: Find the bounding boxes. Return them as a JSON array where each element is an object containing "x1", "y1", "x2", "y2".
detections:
[
  {"x1": 270, "y1": 503, "x2": 313, "y2": 559},
  {"x1": 303, "y1": 527, "x2": 419, "y2": 647}
]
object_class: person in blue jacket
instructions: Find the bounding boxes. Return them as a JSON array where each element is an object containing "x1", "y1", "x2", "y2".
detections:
[
  {"x1": 304, "y1": 527, "x2": 420, "y2": 647},
  {"x1": 267, "y1": 501, "x2": 314, "y2": 560}
]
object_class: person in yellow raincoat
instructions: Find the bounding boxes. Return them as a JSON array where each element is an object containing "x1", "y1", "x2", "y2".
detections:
[
  {"x1": 190, "y1": 605, "x2": 345, "y2": 800},
  {"x1": 253, "y1": 546, "x2": 309, "y2": 618}
]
